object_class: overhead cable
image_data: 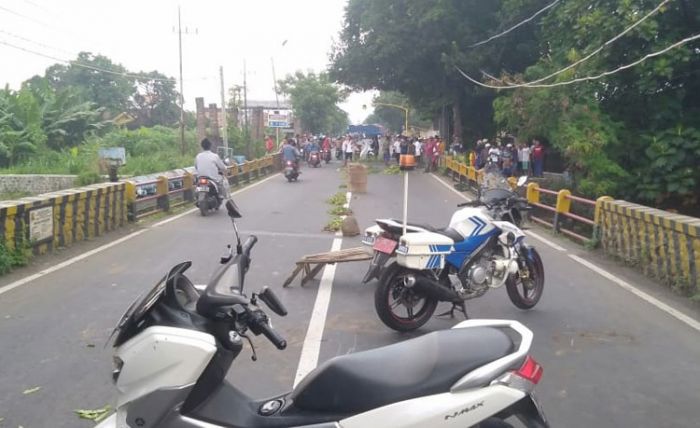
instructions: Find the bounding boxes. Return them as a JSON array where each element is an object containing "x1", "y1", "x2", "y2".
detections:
[
  {"x1": 469, "y1": 0, "x2": 563, "y2": 48},
  {"x1": 0, "y1": 39, "x2": 195, "y2": 83},
  {"x1": 454, "y1": 33, "x2": 700, "y2": 89},
  {"x1": 470, "y1": 0, "x2": 674, "y2": 87}
]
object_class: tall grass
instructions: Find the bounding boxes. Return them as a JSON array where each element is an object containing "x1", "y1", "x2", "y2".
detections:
[{"x1": 0, "y1": 126, "x2": 199, "y2": 177}]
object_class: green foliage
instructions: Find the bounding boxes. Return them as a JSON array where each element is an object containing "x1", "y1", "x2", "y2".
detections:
[
  {"x1": 326, "y1": 192, "x2": 347, "y2": 206},
  {"x1": 278, "y1": 71, "x2": 349, "y2": 134},
  {"x1": 130, "y1": 71, "x2": 180, "y2": 128},
  {"x1": 328, "y1": 205, "x2": 352, "y2": 216},
  {"x1": 0, "y1": 126, "x2": 197, "y2": 177},
  {"x1": 45, "y1": 52, "x2": 134, "y2": 115},
  {"x1": 324, "y1": 216, "x2": 344, "y2": 232},
  {"x1": 634, "y1": 127, "x2": 700, "y2": 209},
  {"x1": 0, "y1": 237, "x2": 31, "y2": 275},
  {"x1": 77, "y1": 171, "x2": 103, "y2": 186}
]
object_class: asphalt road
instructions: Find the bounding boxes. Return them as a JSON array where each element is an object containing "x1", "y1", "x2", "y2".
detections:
[{"x1": 0, "y1": 161, "x2": 699, "y2": 428}]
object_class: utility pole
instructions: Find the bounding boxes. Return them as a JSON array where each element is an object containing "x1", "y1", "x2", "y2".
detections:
[
  {"x1": 177, "y1": 6, "x2": 185, "y2": 155},
  {"x1": 219, "y1": 65, "x2": 228, "y2": 152},
  {"x1": 271, "y1": 57, "x2": 280, "y2": 148},
  {"x1": 243, "y1": 60, "x2": 249, "y2": 159}
]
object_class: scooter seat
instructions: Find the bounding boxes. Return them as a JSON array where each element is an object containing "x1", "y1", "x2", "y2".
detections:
[
  {"x1": 291, "y1": 327, "x2": 513, "y2": 414},
  {"x1": 380, "y1": 219, "x2": 465, "y2": 243}
]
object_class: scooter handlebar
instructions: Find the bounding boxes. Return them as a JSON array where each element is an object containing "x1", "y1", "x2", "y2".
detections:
[
  {"x1": 247, "y1": 309, "x2": 287, "y2": 350},
  {"x1": 259, "y1": 321, "x2": 287, "y2": 350}
]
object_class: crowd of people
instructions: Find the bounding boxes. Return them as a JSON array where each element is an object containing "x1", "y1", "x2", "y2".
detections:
[
  {"x1": 273, "y1": 131, "x2": 546, "y2": 179},
  {"x1": 275, "y1": 133, "x2": 447, "y2": 171},
  {"x1": 467, "y1": 138, "x2": 546, "y2": 178}
]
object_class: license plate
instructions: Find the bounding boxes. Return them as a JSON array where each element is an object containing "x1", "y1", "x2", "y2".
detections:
[
  {"x1": 397, "y1": 245, "x2": 408, "y2": 254},
  {"x1": 373, "y1": 236, "x2": 397, "y2": 254},
  {"x1": 196, "y1": 186, "x2": 208, "y2": 192},
  {"x1": 362, "y1": 235, "x2": 375, "y2": 246}
]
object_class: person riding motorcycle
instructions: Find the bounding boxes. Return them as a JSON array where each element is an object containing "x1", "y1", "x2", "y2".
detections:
[
  {"x1": 281, "y1": 138, "x2": 301, "y2": 171},
  {"x1": 194, "y1": 138, "x2": 229, "y2": 199}
]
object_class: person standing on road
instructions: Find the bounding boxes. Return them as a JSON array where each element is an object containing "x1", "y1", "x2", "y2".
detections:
[
  {"x1": 532, "y1": 139, "x2": 545, "y2": 177},
  {"x1": 414, "y1": 138, "x2": 423, "y2": 167},
  {"x1": 383, "y1": 138, "x2": 391, "y2": 166},
  {"x1": 342, "y1": 136, "x2": 354, "y2": 166},
  {"x1": 424, "y1": 138, "x2": 434, "y2": 172},
  {"x1": 195, "y1": 138, "x2": 230, "y2": 200},
  {"x1": 392, "y1": 137, "x2": 401, "y2": 164}
]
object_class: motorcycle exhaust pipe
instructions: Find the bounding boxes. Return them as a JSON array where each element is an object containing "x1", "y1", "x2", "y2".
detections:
[{"x1": 409, "y1": 275, "x2": 462, "y2": 303}]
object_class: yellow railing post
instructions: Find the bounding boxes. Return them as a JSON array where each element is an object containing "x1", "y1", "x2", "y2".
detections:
[
  {"x1": 157, "y1": 175, "x2": 169, "y2": 212},
  {"x1": 594, "y1": 196, "x2": 613, "y2": 242},
  {"x1": 526, "y1": 182, "x2": 540, "y2": 205},
  {"x1": 554, "y1": 189, "x2": 572, "y2": 232}
]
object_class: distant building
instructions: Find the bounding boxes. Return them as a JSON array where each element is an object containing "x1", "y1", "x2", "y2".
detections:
[{"x1": 195, "y1": 98, "x2": 299, "y2": 151}]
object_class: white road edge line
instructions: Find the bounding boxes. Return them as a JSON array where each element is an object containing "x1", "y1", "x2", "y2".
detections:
[
  {"x1": 294, "y1": 191, "x2": 351, "y2": 387},
  {"x1": 0, "y1": 173, "x2": 281, "y2": 296},
  {"x1": 430, "y1": 173, "x2": 473, "y2": 201},
  {"x1": 569, "y1": 254, "x2": 700, "y2": 333},
  {"x1": 152, "y1": 173, "x2": 281, "y2": 228},
  {"x1": 523, "y1": 230, "x2": 567, "y2": 252}
]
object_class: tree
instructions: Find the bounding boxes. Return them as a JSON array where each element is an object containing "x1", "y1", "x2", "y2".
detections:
[
  {"x1": 492, "y1": 0, "x2": 700, "y2": 208},
  {"x1": 0, "y1": 80, "x2": 104, "y2": 165},
  {"x1": 278, "y1": 71, "x2": 348, "y2": 134},
  {"x1": 130, "y1": 71, "x2": 180, "y2": 127},
  {"x1": 45, "y1": 52, "x2": 135, "y2": 115},
  {"x1": 330, "y1": 0, "x2": 545, "y2": 142}
]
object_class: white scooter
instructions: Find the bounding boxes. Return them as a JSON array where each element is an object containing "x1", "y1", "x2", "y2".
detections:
[{"x1": 97, "y1": 200, "x2": 549, "y2": 428}]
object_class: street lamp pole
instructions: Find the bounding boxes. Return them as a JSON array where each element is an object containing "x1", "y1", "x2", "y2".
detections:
[{"x1": 372, "y1": 102, "x2": 409, "y2": 134}]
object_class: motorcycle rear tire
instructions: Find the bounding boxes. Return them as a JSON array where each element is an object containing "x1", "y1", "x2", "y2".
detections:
[
  {"x1": 506, "y1": 248, "x2": 544, "y2": 309},
  {"x1": 197, "y1": 194, "x2": 208, "y2": 217},
  {"x1": 374, "y1": 263, "x2": 437, "y2": 332}
]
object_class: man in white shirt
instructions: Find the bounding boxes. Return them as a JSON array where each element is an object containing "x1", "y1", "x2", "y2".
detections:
[
  {"x1": 413, "y1": 139, "x2": 423, "y2": 167},
  {"x1": 392, "y1": 138, "x2": 401, "y2": 164},
  {"x1": 195, "y1": 138, "x2": 230, "y2": 199},
  {"x1": 342, "y1": 136, "x2": 354, "y2": 166}
]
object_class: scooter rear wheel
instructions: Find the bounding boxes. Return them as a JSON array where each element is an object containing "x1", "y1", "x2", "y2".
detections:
[{"x1": 374, "y1": 262, "x2": 437, "y2": 332}]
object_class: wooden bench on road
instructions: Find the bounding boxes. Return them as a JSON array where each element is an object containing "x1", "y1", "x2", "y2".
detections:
[{"x1": 282, "y1": 247, "x2": 372, "y2": 287}]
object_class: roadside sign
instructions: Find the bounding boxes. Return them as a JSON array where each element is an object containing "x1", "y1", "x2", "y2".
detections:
[
  {"x1": 267, "y1": 113, "x2": 289, "y2": 128},
  {"x1": 29, "y1": 206, "x2": 53, "y2": 243}
]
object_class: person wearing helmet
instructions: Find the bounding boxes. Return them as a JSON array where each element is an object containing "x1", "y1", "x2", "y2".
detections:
[{"x1": 502, "y1": 143, "x2": 514, "y2": 176}]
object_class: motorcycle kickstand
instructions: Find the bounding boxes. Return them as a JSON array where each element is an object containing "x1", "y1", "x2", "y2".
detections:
[{"x1": 436, "y1": 301, "x2": 468, "y2": 319}]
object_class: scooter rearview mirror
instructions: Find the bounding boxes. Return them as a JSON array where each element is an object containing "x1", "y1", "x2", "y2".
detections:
[
  {"x1": 226, "y1": 199, "x2": 242, "y2": 218},
  {"x1": 258, "y1": 286, "x2": 288, "y2": 317}
]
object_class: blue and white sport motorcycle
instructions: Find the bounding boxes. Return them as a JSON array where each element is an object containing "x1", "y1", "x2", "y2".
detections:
[{"x1": 363, "y1": 203, "x2": 544, "y2": 332}]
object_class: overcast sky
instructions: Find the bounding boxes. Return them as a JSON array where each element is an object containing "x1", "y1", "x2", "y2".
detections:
[{"x1": 0, "y1": 0, "x2": 376, "y2": 122}]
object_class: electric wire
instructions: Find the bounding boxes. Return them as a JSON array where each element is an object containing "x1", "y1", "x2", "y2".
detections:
[
  {"x1": 462, "y1": 0, "x2": 675, "y2": 88},
  {"x1": 454, "y1": 32, "x2": 700, "y2": 89},
  {"x1": 0, "y1": 38, "x2": 214, "y2": 83},
  {"x1": 468, "y1": 0, "x2": 563, "y2": 48}
]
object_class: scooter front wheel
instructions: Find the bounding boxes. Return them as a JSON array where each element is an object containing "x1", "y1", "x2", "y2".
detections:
[{"x1": 374, "y1": 262, "x2": 437, "y2": 332}]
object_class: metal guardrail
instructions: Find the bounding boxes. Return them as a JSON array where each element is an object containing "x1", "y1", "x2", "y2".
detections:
[
  {"x1": 125, "y1": 154, "x2": 281, "y2": 220},
  {"x1": 442, "y1": 155, "x2": 610, "y2": 245}
]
